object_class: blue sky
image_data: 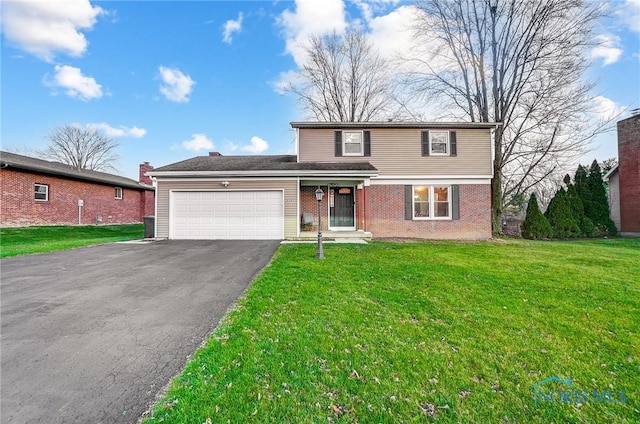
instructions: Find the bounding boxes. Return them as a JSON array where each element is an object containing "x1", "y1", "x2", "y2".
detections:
[{"x1": 1, "y1": 0, "x2": 639, "y2": 180}]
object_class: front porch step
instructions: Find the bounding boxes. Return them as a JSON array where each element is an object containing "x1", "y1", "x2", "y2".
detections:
[{"x1": 292, "y1": 230, "x2": 372, "y2": 241}]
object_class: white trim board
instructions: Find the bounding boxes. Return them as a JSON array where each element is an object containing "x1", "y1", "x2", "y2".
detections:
[{"x1": 370, "y1": 178, "x2": 491, "y2": 185}]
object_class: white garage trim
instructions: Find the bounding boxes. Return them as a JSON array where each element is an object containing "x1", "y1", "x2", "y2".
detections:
[{"x1": 169, "y1": 189, "x2": 284, "y2": 240}]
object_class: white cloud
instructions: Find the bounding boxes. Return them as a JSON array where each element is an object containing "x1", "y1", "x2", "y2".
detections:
[
  {"x1": 225, "y1": 141, "x2": 240, "y2": 152},
  {"x1": 278, "y1": 0, "x2": 347, "y2": 66},
  {"x1": 619, "y1": 0, "x2": 640, "y2": 32},
  {"x1": 593, "y1": 96, "x2": 625, "y2": 121},
  {"x1": 591, "y1": 34, "x2": 623, "y2": 66},
  {"x1": 353, "y1": 0, "x2": 401, "y2": 24},
  {"x1": 127, "y1": 127, "x2": 147, "y2": 138},
  {"x1": 272, "y1": 69, "x2": 304, "y2": 95},
  {"x1": 222, "y1": 12, "x2": 243, "y2": 44},
  {"x1": 49, "y1": 65, "x2": 102, "y2": 100},
  {"x1": 367, "y1": 5, "x2": 418, "y2": 61},
  {"x1": 158, "y1": 66, "x2": 195, "y2": 103},
  {"x1": 241, "y1": 136, "x2": 269, "y2": 154},
  {"x1": 0, "y1": 0, "x2": 104, "y2": 62},
  {"x1": 181, "y1": 133, "x2": 214, "y2": 151},
  {"x1": 273, "y1": 3, "x2": 441, "y2": 94},
  {"x1": 85, "y1": 123, "x2": 147, "y2": 138}
]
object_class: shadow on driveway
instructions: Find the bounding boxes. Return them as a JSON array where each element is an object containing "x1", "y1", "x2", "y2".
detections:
[{"x1": 1, "y1": 240, "x2": 279, "y2": 424}]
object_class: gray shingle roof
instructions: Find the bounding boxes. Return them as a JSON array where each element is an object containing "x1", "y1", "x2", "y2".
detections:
[
  {"x1": 0, "y1": 151, "x2": 153, "y2": 191},
  {"x1": 150, "y1": 155, "x2": 377, "y2": 173}
]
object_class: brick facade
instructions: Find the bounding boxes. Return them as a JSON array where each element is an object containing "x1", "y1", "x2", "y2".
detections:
[
  {"x1": 299, "y1": 183, "x2": 491, "y2": 239},
  {"x1": 300, "y1": 186, "x2": 330, "y2": 231},
  {"x1": 366, "y1": 184, "x2": 492, "y2": 239},
  {"x1": 300, "y1": 185, "x2": 369, "y2": 232},
  {"x1": 617, "y1": 115, "x2": 640, "y2": 235},
  {"x1": 1, "y1": 169, "x2": 154, "y2": 227},
  {"x1": 139, "y1": 162, "x2": 154, "y2": 185}
]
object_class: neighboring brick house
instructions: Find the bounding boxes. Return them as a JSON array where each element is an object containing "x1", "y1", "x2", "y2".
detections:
[
  {"x1": 147, "y1": 121, "x2": 498, "y2": 240},
  {"x1": 1, "y1": 151, "x2": 155, "y2": 227},
  {"x1": 604, "y1": 113, "x2": 640, "y2": 236}
]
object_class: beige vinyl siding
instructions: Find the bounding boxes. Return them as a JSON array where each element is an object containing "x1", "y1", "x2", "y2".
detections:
[
  {"x1": 155, "y1": 179, "x2": 298, "y2": 239},
  {"x1": 298, "y1": 128, "x2": 492, "y2": 176},
  {"x1": 608, "y1": 172, "x2": 620, "y2": 232}
]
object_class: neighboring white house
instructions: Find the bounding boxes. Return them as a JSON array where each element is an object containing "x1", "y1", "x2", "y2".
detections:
[{"x1": 603, "y1": 165, "x2": 621, "y2": 232}]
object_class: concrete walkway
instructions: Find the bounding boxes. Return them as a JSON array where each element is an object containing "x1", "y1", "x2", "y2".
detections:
[{"x1": 1, "y1": 240, "x2": 279, "y2": 424}]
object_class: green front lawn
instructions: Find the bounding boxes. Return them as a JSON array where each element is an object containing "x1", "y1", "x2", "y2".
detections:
[
  {"x1": 0, "y1": 224, "x2": 144, "y2": 258},
  {"x1": 145, "y1": 238, "x2": 640, "y2": 423}
]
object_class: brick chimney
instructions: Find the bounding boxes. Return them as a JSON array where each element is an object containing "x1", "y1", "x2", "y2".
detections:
[
  {"x1": 139, "y1": 162, "x2": 153, "y2": 185},
  {"x1": 209, "y1": 152, "x2": 222, "y2": 156}
]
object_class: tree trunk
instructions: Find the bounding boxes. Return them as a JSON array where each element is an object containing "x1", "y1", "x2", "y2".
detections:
[
  {"x1": 492, "y1": 165, "x2": 503, "y2": 236},
  {"x1": 492, "y1": 126, "x2": 503, "y2": 235}
]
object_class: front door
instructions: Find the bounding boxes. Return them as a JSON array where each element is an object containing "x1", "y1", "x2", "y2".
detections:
[{"x1": 330, "y1": 187, "x2": 355, "y2": 229}]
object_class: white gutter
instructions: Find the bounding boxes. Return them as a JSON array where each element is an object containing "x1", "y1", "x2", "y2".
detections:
[
  {"x1": 290, "y1": 121, "x2": 503, "y2": 130},
  {"x1": 147, "y1": 170, "x2": 379, "y2": 178}
]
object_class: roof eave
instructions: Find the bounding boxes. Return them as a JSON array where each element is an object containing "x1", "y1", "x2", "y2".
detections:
[
  {"x1": 3, "y1": 162, "x2": 152, "y2": 191},
  {"x1": 289, "y1": 121, "x2": 502, "y2": 129},
  {"x1": 148, "y1": 170, "x2": 379, "y2": 178},
  {"x1": 603, "y1": 164, "x2": 619, "y2": 182}
]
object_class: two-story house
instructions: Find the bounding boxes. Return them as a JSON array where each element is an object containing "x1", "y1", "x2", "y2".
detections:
[{"x1": 147, "y1": 121, "x2": 499, "y2": 240}]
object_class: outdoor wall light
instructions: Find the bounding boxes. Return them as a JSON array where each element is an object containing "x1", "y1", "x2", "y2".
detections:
[
  {"x1": 315, "y1": 187, "x2": 325, "y2": 259},
  {"x1": 221, "y1": 181, "x2": 230, "y2": 187}
]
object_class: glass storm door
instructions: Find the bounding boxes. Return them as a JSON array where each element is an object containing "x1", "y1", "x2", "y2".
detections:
[{"x1": 330, "y1": 187, "x2": 355, "y2": 229}]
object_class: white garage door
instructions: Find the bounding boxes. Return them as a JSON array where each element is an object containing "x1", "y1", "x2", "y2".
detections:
[{"x1": 171, "y1": 191, "x2": 284, "y2": 240}]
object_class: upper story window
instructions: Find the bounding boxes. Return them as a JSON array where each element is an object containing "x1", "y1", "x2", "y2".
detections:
[
  {"x1": 334, "y1": 130, "x2": 371, "y2": 157},
  {"x1": 343, "y1": 131, "x2": 364, "y2": 156},
  {"x1": 34, "y1": 183, "x2": 49, "y2": 201},
  {"x1": 115, "y1": 187, "x2": 123, "y2": 200},
  {"x1": 421, "y1": 131, "x2": 457, "y2": 157},
  {"x1": 430, "y1": 131, "x2": 449, "y2": 155}
]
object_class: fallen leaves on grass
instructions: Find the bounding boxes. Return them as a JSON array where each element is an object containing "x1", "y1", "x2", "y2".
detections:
[
  {"x1": 420, "y1": 402, "x2": 450, "y2": 417},
  {"x1": 330, "y1": 404, "x2": 348, "y2": 417},
  {"x1": 163, "y1": 399, "x2": 178, "y2": 408},
  {"x1": 420, "y1": 403, "x2": 437, "y2": 416}
]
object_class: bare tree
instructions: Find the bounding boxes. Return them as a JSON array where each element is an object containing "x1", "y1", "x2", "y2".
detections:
[
  {"x1": 43, "y1": 125, "x2": 120, "y2": 172},
  {"x1": 285, "y1": 30, "x2": 395, "y2": 122},
  {"x1": 408, "y1": 0, "x2": 608, "y2": 234},
  {"x1": 599, "y1": 157, "x2": 618, "y2": 175},
  {"x1": 4, "y1": 144, "x2": 40, "y2": 157}
]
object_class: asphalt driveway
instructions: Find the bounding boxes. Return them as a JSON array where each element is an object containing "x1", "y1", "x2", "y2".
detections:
[{"x1": 0, "y1": 240, "x2": 280, "y2": 424}]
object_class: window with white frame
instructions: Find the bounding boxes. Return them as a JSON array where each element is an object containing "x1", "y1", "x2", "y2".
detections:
[
  {"x1": 413, "y1": 185, "x2": 451, "y2": 219},
  {"x1": 115, "y1": 187, "x2": 123, "y2": 200},
  {"x1": 342, "y1": 131, "x2": 364, "y2": 156},
  {"x1": 429, "y1": 131, "x2": 449, "y2": 155},
  {"x1": 413, "y1": 186, "x2": 430, "y2": 217},
  {"x1": 34, "y1": 183, "x2": 49, "y2": 201}
]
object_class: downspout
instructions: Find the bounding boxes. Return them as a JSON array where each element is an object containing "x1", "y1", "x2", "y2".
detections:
[
  {"x1": 295, "y1": 128, "x2": 300, "y2": 162},
  {"x1": 296, "y1": 177, "x2": 300, "y2": 239},
  {"x1": 152, "y1": 177, "x2": 158, "y2": 239},
  {"x1": 362, "y1": 183, "x2": 366, "y2": 232},
  {"x1": 78, "y1": 199, "x2": 84, "y2": 224}
]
